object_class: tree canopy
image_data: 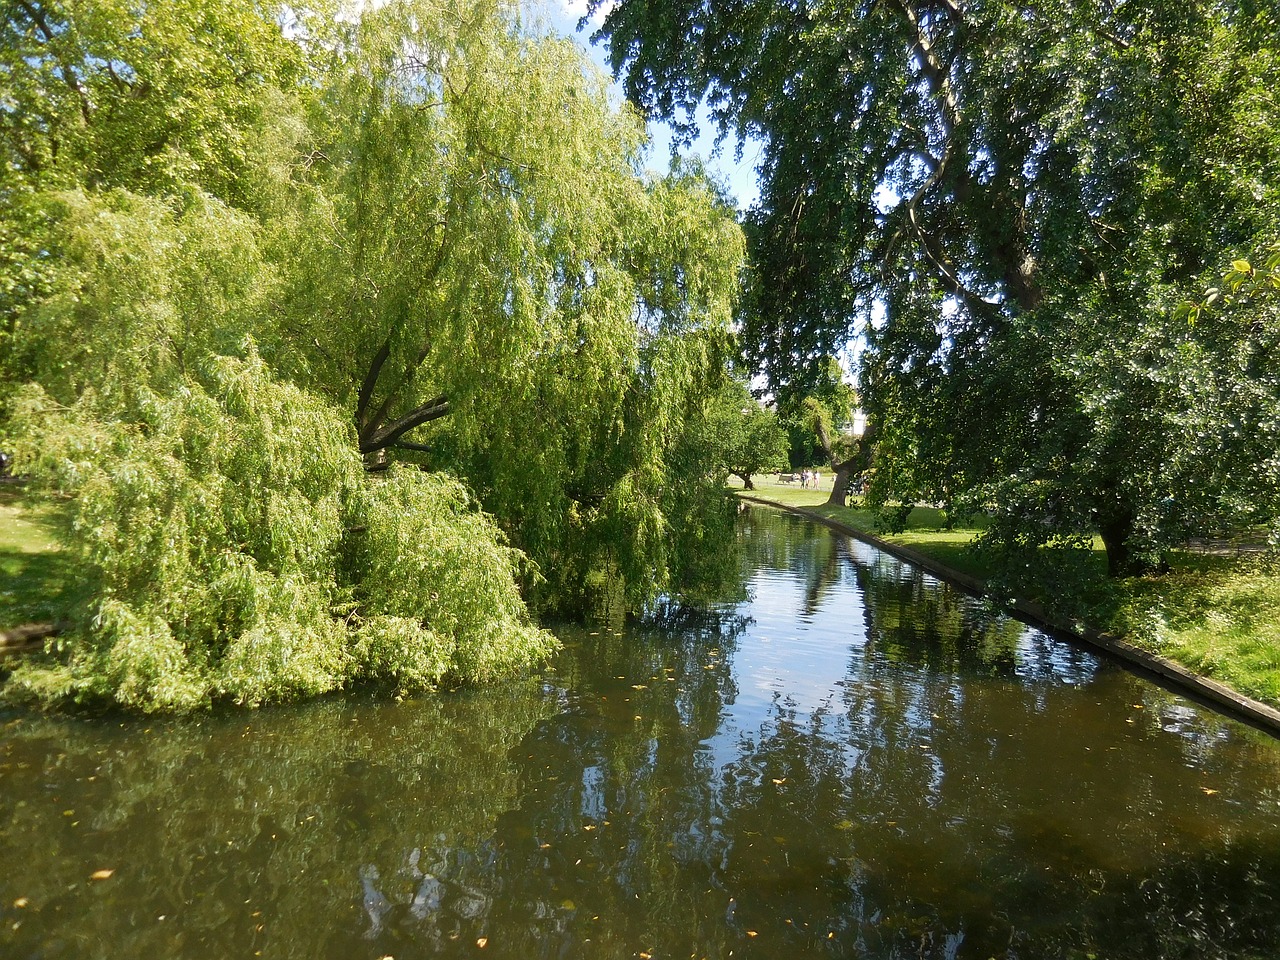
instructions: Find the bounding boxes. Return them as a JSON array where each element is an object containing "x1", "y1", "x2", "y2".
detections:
[
  {"x1": 0, "y1": 0, "x2": 746, "y2": 710},
  {"x1": 587, "y1": 0, "x2": 1280, "y2": 575}
]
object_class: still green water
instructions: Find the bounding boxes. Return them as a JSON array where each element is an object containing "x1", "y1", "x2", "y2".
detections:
[{"x1": 3, "y1": 507, "x2": 1280, "y2": 959}]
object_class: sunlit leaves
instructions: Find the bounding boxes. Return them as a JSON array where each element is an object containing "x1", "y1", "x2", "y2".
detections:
[{"x1": 4, "y1": 352, "x2": 557, "y2": 712}]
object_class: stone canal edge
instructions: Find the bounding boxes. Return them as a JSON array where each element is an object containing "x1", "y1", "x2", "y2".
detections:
[{"x1": 740, "y1": 494, "x2": 1280, "y2": 740}]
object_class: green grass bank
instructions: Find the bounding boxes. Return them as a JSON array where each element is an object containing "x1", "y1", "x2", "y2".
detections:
[
  {"x1": 735, "y1": 474, "x2": 1280, "y2": 712},
  {"x1": 6, "y1": 480, "x2": 1279, "y2": 714},
  {"x1": 0, "y1": 484, "x2": 86, "y2": 632}
]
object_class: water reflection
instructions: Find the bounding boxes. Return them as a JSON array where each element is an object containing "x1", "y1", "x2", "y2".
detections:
[{"x1": 2, "y1": 506, "x2": 1279, "y2": 959}]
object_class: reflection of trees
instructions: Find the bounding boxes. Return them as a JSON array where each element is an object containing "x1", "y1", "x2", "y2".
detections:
[
  {"x1": 4, "y1": 509, "x2": 1280, "y2": 959},
  {"x1": 0, "y1": 688, "x2": 555, "y2": 959}
]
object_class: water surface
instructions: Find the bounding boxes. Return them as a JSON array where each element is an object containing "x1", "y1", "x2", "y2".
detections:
[{"x1": 3, "y1": 506, "x2": 1279, "y2": 959}]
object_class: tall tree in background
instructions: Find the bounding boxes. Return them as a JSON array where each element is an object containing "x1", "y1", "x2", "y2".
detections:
[{"x1": 587, "y1": 0, "x2": 1280, "y2": 576}]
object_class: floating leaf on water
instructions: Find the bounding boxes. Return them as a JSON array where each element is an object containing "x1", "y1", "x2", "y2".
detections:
[
  {"x1": 476, "y1": 937, "x2": 488, "y2": 948},
  {"x1": 13, "y1": 898, "x2": 28, "y2": 908},
  {"x1": 834, "y1": 819, "x2": 855, "y2": 831},
  {"x1": 1202, "y1": 787, "x2": 1220, "y2": 795},
  {"x1": 90, "y1": 869, "x2": 114, "y2": 881},
  {"x1": 561, "y1": 899, "x2": 575, "y2": 910},
  {"x1": 747, "y1": 930, "x2": 758, "y2": 937},
  {"x1": 771, "y1": 778, "x2": 786, "y2": 785}
]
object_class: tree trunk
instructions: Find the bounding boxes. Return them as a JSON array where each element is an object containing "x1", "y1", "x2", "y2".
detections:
[
  {"x1": 826, "y1": 459, "x2": 857, "y2": 507},
  {"x1": 735, "y1": 471, "x2": 755, "y2": 490},
  {"x1": 1096, "y1": 504, "x2": 1163, "y2": 578},
  {"x1": 812, "y1": 417, "x2": 877, "y2": 509}
]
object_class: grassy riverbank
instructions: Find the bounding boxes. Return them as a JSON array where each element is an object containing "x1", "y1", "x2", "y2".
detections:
[
  {"x1": 7, "y1": 479, "x2": 1279, "y2": 710},
  {"x1": 736, "y1": 475, "x2": 1280, "y2": 708},
  {"x1": 0, "y1": 485, "x2": 82, "y2": 631}
]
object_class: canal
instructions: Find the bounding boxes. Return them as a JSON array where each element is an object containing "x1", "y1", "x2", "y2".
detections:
[{"x1": 2, "y1": 506, "x2": 1279, "y2": 958}]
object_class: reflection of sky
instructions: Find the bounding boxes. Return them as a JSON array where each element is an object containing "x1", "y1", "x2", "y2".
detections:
[
  {"x1": 697, "y1": 522, "x2": 1114, "y2": 784},
  {"x1": 736, "y1": 569, "x2": 869, "y2": 715},
  {"x1": 697, "y1": 561, "x2": 872, "y2": 778}
]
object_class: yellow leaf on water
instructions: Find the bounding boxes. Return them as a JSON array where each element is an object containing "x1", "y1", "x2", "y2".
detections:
[
  {"x1": 90, "y1": 869, "x2": 114, "y2": 881},
  {"x1": 13, "y1": 898, "x2": 28, "y2": 908},
  {"x1": 476, "y1": 937, "x2": 488, "y2": 948},
  {"x1": 747, "y1": 930, "x2": 758, "y2": 937},
  {"x1": 1202, "y1": 787, "x2": 1219, "y2": 795},
  {"x1": 771, "y1": 778, "x2": 786, "y2": 785}
]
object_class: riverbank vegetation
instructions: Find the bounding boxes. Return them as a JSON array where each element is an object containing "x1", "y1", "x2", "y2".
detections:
[
  {"x1": 0, "y1": 0, "x2": 743, "y2": 711},
  {"x1": 589, "y1": 0, "x2": 1280, "y2": 579},
  {"x1": 4, "y1": 0, "x2": 1279, "y2": 713},
  {"x1": 738, "y1": 479, "x2": 1280, "y2": 707}
]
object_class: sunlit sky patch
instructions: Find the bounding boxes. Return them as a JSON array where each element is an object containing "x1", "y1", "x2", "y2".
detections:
[{"x1": 536, "y1": 0, "x2": 762, "y2": 209}]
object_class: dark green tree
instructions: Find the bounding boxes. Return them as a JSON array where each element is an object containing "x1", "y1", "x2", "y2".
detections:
[{"x1": 585, "y1": 0, "x2": 1280, "y2": 576}]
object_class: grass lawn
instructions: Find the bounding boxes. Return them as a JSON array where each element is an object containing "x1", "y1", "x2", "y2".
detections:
[
  {"x1": 735, "y1": 474, "x2": 1280, "y2": 709},
  {"x1": 733, "y1": 474, "x2": 999, "y2": 580},
  {"x1": 0, "y1": 485, "x2": 83, "y2": 630}
]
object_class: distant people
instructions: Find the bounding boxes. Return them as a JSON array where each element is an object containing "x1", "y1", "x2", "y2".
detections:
[{"x1": 814, "y1": 470, "x2": 821, "y2": 488}]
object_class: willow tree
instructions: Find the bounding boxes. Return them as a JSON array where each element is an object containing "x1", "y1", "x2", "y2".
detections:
[
  {"x1": 586, "y1": 0, "x2": 1280, "y2": 576},
  {"x1": 270, "y1": 1, "x2": 744, "y2": 611}
]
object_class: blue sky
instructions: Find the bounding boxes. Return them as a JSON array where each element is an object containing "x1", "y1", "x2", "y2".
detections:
[{"x1": 537, "y1": 0, "x2": 763, "y2": 210}]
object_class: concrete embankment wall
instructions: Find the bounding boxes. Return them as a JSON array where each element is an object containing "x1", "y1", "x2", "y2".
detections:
[{"x1": 740, "y1": 495, "x2": 1280, "y2": 740}]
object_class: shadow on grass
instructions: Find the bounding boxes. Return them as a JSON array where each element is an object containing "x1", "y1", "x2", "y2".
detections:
[{"x1": 0, "y1": 486, "x2": 87, "y2": 630}]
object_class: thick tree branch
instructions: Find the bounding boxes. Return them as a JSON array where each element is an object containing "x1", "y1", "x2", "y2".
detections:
[
  {"x1": 359, "y1": 395, "x2": 452, "y2": 454},
  {"x1": 355, "y1": 336, "x2": 392, "y2": 442}
]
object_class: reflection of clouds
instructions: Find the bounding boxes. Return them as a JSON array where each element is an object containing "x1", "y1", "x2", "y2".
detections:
[{"x1": 737, "y1": 569, "x2": 870, "y2": 716}]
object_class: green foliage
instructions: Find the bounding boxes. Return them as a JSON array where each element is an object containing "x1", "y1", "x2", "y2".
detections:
[
  {"x1": 351, "y1": 468, "x2": 558, "y2": 683},
  {"x1": 5, "y1": 351, "x2": 556, "y2": 712},
  {"x1": 0, "y1": 0, "x2": 314, "y2": 202},
  {"x1": 775, "y1": 358, "x2": 857, "y2": 470},
  {"x1": 590, "y1": 0, "x2": 1280, "y2": 579},
  {"x1": 252, "y1": 1, "x2": 745, "y2": 614},
  {"x1": 0, "y1": 0, "x2": 747, "y2": 711},
  {"x1": 7, "y1": 187, "x2": 270, "y2": 407},
  {"x1": 694, "y1": 375, "x2": 787, "y2": 488}
]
